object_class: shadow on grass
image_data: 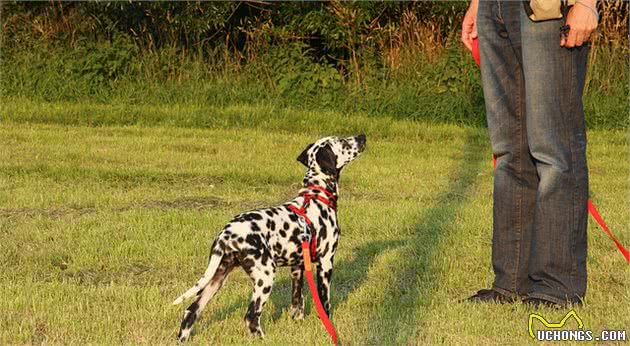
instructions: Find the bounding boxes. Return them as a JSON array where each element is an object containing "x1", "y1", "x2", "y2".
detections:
[
  {"x1": 268, "y1": 239, "x2": 406, "y2": 322},
  {"x1": 354, "y1": 130, "x2": 486, "y2": 344}
]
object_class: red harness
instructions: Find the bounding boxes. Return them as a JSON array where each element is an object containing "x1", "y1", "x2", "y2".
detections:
[
  {"x1": 287, "y1": 185, "x2": 336, "y2": 257},
  {"x1": 287, "y1": 185, "x2": 339, "y2": 345}
]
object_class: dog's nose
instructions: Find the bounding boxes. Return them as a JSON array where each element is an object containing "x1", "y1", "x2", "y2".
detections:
[
  {"x1": 356, "y1": 134, "x2": 366, "y2": 144},
  {"x1": 356, "y1": 134, "x2": 366, "y2": 151}
]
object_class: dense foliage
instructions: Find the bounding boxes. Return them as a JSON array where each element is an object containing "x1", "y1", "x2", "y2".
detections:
[{"x1": 1, "y1": 1, "x2": 628, "y2": 127}]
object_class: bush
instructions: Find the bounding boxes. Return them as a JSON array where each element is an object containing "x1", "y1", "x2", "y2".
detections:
[{"x1": 0, "y1": 1, "x2": 627, "y2": 128}]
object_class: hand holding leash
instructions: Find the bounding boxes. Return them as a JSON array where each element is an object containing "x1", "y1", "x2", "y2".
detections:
[
  {"x1": 461, "y1": 0, "x2": 479, "y2": 52},
  {"x1": 561, "y1": 0, "x2": 598, "y2": 48}
]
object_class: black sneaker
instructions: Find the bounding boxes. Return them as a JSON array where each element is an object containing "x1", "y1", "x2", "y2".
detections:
[
  {"x1": 523, "y1": 297, "x2": 583, "y2": 308},
  {"x1": 466, "y1": 289, "x2": 519, "y2": 304},
  {"x1": 522, "y1": 297, "x2": 561, "y2": 308}
]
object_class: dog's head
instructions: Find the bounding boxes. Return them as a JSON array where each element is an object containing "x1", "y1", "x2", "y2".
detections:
[{"x1": 297, "y1": 134, "x2": 366, "y2": 179}]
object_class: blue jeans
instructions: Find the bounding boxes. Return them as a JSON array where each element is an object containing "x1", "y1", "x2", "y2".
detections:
[{"x1": 477, "y1": 1, "x2": 589, "y2": 304}]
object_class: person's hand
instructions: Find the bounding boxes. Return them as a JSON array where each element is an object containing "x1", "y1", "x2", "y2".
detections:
[
  {"x1": 461, "y1": 0, "x2": 479, "y2": 51},
  {"x1": 561, "y1": 0, "x2": 598, "y2": 48}
]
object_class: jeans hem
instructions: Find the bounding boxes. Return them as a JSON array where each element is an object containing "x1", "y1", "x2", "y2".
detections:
[
  {"x1": 527, "y1": 292, "x2": 581, "y2": 305},
  {"x1": 492, "y1": 285, "x2": 520, "y2": 298}
]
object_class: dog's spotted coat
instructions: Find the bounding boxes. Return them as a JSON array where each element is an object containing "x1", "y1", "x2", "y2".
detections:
[{"x1": 173, "y1": 135, "x2": 366, "y2": 341}]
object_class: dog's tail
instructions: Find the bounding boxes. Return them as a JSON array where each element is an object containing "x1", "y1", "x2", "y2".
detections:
[{"x1": 172, "y1": 245, "x2": 223, "y2": 305}]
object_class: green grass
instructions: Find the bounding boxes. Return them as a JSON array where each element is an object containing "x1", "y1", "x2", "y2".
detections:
[
  {"x1": 2, "y1": 41, "x2": 628, "y2": 129},
  {"x1": 0, "y1": 104, "x2": 628, "y2": 345}
]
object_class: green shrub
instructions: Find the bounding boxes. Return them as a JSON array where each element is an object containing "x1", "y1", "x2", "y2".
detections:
[{"x1": 0, "y1": 1, "x2": 626, "y2": 128}]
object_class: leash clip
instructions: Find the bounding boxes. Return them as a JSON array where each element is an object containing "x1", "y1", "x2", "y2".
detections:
[{"x1": 297, "y1": 217, "x2": 311, "y2": 243}]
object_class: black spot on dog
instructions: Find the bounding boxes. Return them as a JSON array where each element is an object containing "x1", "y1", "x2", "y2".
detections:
[
  {"x1": 318, "y1": 223, "x2": 327, "y2": 240},
  {"x1": 324, "y1": 269, "x2": 333, "y2": 281},
  {"x1": 320, "y1": 243, "x2": 329, "y2": 258},
  {"x1": 249, "y1": 249, "x2": 262, "y2": 260},
  {"x1": 261, "y1": 249, "x2": 271, "y2": 265},
  {"x1": 291, "y1": 252, "x2": 301, "y2": 262},
  {"x1": 262, "y1": 286, "x2": 271, "y2": 294},
  {"x1": 273, "y1": 243, "x2": 282, "y2": 252},
  {"x1": 288, "y1": 229, "x2": 302, "y2": 246},
  {"x1": 238, "y1": 213, "x2": 263, "y2": 222},
  {"x1": 242, "y1": 258, "x2": 255, "y2": 273},
  {"x1": 245, "y1": 234, "x2": 262, "y2": 249},
  {"x1": 250, "y1": 222, "x2": 261, "y2": 232},
  {"x1": 181, "y1": 301, "x2": 199, "y2": 329},
  {"x1": 266, "y1": 219, "x2": 276, "y2": 230},
  {"x1": 321, "y1": 209, "x2": 328, "y2": 219}
]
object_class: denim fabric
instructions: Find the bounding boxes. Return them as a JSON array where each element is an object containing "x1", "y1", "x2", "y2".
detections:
[{"x1": 477, "y1": 0, "x2": 589, "y2": 304}]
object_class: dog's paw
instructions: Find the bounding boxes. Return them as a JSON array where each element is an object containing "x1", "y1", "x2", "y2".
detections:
[
  {"x1": 177, "y1": 329, "x2": 191, "y2": 343},
  {"x1": 251, "y1": 328, "x2": 265, "y2": 339},
  {"x1": 290, "y1": 307, "x2": 304, "y2": 320},
  {"x1": 245, "y1": 320, "x2": 265, "y2": 338}
]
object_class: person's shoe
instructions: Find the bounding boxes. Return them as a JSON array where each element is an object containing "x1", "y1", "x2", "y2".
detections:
[
  {"x1": 466, "y1": 289, "x2": 519, "y2": 304},
  {"x1": 523, "y1": 297, "x2": 583, "y2": 309},
  {"x1": 522, "y1": 297, "x2": 562, "y2": 308}
]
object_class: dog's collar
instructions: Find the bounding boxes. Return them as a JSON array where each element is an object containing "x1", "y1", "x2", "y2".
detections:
[
  {"x1": 288, "y1": 185, "x2": 336, "y2": 225},
  {"x1": 298, "y1": 185, "x2": 336, "y2": 210}
]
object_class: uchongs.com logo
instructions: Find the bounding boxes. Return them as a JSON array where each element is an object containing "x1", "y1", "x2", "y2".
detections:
[{"x1": 528, "y1": 310, "x2": 627, "y2": 342}]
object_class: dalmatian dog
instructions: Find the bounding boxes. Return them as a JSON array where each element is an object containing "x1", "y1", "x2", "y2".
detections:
[{"x1": 172, "y1": 134, "x2": 366, "y2": 342}]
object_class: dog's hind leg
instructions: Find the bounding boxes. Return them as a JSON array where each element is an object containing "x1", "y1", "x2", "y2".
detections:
[
  {"x1": 289, "y1": 265, "x2": 304, "y2": 320},
  {"x1": 242, "y1": 256, "x2": 275, "y2": 338},
  {"x1": 177, "y1": 258, "x2": 235, "y2": 342}
]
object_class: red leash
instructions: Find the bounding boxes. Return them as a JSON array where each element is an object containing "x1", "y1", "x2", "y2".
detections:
[
  {"x1": 288, "y1": 185, "x2": 339, "y2": 345},
  {"x1": 302, "y1": 243, "x2": 339, "y2": 345},
  {"x1": 475, "y1": 39, "x2": 629, "y2": 265},
  {"x1": 587, "y1": 200, "x2": 630, "y2": 263}
]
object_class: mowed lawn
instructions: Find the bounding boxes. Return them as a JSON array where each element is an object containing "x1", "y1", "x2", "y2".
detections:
[{"x1": 0, "y1": 103, "x2": 628, "y2": 345}]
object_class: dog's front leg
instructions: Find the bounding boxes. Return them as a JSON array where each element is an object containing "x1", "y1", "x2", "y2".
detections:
[
  {"x1": 316, "y1": 255, "x2": 334, "y2": 315},
  {"x1": 290, "y1": 265, "x2": 304, "y2": 320}
]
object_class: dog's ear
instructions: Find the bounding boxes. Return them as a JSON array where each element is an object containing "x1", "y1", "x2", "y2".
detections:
[
  {"x1": 315, "y1": 144, "x2": 338, "y2": 177},
  {"x1": 297, "y1": 143, "x2": 314, "y2": 167}
]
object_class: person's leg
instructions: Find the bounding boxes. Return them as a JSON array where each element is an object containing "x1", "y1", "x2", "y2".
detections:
[
  {"x1": 475, "y1": 0, "x2": 538, "y2": 300},
  {"x1": 520, "y1": 6, "x2": 589, "y2": 304}
]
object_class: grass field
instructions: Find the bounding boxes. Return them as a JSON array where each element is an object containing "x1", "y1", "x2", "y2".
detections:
[{"x1": 0, "y1": 101, "x2": 628, "y2": 345}]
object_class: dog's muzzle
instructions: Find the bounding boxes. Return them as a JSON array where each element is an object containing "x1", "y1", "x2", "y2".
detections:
[{"x1": 356, "y1": 134, "x2": 367, "y2": 152}]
